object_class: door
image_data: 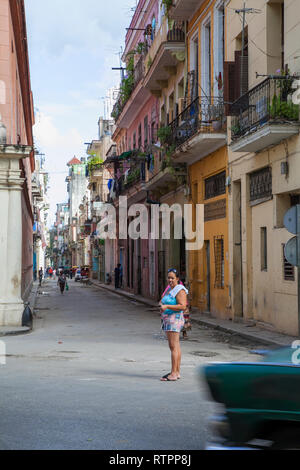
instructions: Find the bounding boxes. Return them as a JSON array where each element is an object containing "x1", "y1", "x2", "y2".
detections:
[
  {"x1": 233, "y1": 181, "x2": 243, "y2": 318},
  {"x1": 119, "y1": 247, "x2": 124, "y2": 288},
  {"x1": 137, "y1": 239, "x2": 142, "y2": 295},
  {"x1": 205, "y1": 241, "x2": 211, "y2": 312}
]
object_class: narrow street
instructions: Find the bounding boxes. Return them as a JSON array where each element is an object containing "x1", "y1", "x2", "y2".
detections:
[{"x1": 0, "y1": 279, "x2": 265, "y2": 450}]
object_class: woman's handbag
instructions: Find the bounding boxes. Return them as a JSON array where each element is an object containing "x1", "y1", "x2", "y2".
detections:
[{"x1": 66, "y1": 282, "x2": 69, "y2": 291}]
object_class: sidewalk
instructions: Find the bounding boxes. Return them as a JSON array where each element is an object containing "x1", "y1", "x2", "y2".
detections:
[
  {"x1": 91, "y1": 279, "x2": 298, "y2": 348},
  {"x1": 0, "y1": 281, "x2": 40, "y2": 337}
]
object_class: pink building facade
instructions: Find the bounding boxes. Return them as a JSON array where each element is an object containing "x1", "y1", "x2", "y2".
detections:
[{"x1": 111, "y1": 0, "x2": 161, "y2": 300}]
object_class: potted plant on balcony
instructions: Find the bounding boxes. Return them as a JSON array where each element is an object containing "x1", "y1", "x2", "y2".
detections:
[
  {"x1": 157, "y1": 125, "x2": 172, "y2": 146},
  {"x1": 135, "y1": 42, "x2": 148, "y2": 56},
  {"x1": 269, "y1": 94, "x2": 299, "y2": 121},
  {"x1": 162, "y1": 0, "x2": 173, "y2": 19}
]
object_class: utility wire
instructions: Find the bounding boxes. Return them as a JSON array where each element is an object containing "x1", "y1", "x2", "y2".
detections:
[{"x1": 236, "y1": 12, "x2": 281, "y2": 59}]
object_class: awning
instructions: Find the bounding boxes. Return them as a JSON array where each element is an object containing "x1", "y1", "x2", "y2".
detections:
[{"x1": 119, "y1": 151, "x2": 133, "y2": 160}]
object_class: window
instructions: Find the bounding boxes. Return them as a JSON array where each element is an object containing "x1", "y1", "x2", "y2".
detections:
[
  {"x1": 201, "y1": 17, "x2": 212, "y2": 99},
  {"x1": 282, "y1": 244, "x2": 295, "y2": 281},
  {"x1": 144, "y1": 116, "x2": 148, "y2": 148},
  {"x1": 261, "y1": 227, "x2": 267, "y2": 271},
  {"x1": 151, "y1": 122, "x2": 155, "y2": 143},
  {"x1": 214, "y1": 3, "x2": 225, "y2": 97},
  {"x1": 190, "y1": 34, "x2": 199, "y2": 100},
  {"x1": 169, "y1": 92, "x2": 174, "y2": 123},
  {"x1": 205, "y1": 171, "x2": 226, "y2": 200},
  {"x1": 138, "y1": 124, "x2": 142, "y2": 149},
  {"x1": 214, "y1": 235, "x2": 224, "y2": 288},
  {"x1": 250, "y1": 167, "x2": 272, "y2": 203},
  {"x1": 133, "y1": 132, "x2": 136, "y2": 150}
]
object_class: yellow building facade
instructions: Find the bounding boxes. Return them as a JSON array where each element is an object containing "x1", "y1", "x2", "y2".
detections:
[{"x1": 180, "y1": 0, "x2": 230, "y2": 318}]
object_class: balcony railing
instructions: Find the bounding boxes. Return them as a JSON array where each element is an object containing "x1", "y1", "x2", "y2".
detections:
[
  {"x1": 166, "y1": 24, "x2": 185, "y2": 42},
  {"x1": 230, "y1": 77, "x2": 300, "y2": 141},
  {"x1": 115, "y1": 162, "x2": 146, "y2": 196},
  {"x1": 169, "y1": 96, "x2": 225, "y2": 148}
]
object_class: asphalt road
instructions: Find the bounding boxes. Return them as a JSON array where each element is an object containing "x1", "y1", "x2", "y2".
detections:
[{"x1": 0, "y1": 279, "x2": 265, "y2": 450}]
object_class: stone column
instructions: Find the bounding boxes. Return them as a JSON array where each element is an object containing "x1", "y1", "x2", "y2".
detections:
[{"x1": 0, "y1": 145, "x2": 32, "y2": 326}]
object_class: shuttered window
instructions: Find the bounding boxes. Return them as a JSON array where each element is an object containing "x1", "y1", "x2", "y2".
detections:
[
  {"x1": 224, "y1": 46, "x2": 249, "y2": 115},
  {"x1": 223, "y1": 61, "x2": 236, "y2": 116}
]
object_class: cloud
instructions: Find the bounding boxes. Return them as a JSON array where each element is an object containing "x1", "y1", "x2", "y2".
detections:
[{"x1": 25, "y1": 0, "x2": 138, "y2": 225}]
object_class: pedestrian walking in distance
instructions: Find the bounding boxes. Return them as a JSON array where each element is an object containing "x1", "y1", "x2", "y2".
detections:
[
  {"x1": 38, "y1": 267, "x2": 43, "y2": 287},
  {"x1": 57, "y1": 272, "x2": 67, "y2": 294},
  {"x1": 114, "y1": 264, "x2": 121, "y2": 289},
  {"x1": 159, "y1": 268, "x2": 188, "y2": 382}
]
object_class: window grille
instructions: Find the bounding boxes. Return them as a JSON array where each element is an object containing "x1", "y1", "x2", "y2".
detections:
[
  {"x1": 214, "y1": 235, "x2": 224, "y2": 288},
  {"x1": 282, "y1": 244, "x2": 295, "y2": 281},
  {"x1": 205, "y1": 171, "x2": 226, "y2": 200},
  {"x1": 250, "y1": 167, "x2": 272, "y2": 202}
]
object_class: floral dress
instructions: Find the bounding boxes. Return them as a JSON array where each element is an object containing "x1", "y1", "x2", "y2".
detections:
[{"x1": 161, "y1": 285, "x2": 188, "y2": 333}]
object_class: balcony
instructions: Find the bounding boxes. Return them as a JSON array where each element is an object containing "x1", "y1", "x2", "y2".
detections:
[
  {"x1": 112, "y1": 55, "x2": 150, "y2": 128},
  {"x1": 88, "y1": 163, "x2": 104, "y2": 179},
  {"x1": 113, "y1": 162, "x2": 147, "y2": 203},
  {"x1": 168, "y1": 96, "x2": 227, "y2": 164},
  {"x1": 143, "y1": 19, "x2": 185, "y2": 94},
  {"x1": 145, "y1": 161, "x2": 187, "y2": 193},
  {"x1": 230, "y1": 77, "x2": 300, "y2": 153},
  {"x1": 168, "y1": 0, "x2": 204, "y2": 20}
]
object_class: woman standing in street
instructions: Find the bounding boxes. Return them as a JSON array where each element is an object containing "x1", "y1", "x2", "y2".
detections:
[{"x1": 159, "y1": 269, "x2": 188, "y2": 382}]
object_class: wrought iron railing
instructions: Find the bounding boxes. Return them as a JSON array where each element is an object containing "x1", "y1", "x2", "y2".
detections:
[
  {"x1": 169, "y1": 96, "x2": 225, "y2": 148},
  {"x1": 167, "y1": 22, "x2": 185, "y2": 42},
  {"x1": 116, "y1": 162, "x2": 146, "y2": 196},
  {"x1": 230, "y1": 77, "x2": 300, "y2": 140}
]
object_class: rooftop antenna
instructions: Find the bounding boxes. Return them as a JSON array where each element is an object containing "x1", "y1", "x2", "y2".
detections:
[
  {"x1": 112, "y1": 46, "x2": 125, "y2": 82},
  {"x1": 235, "y1": 1, "x2": 261, "y2": 96}
]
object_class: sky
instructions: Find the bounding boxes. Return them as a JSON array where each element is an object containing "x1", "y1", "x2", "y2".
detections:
[{"x1": 25, "y1": 0, "x2": 138, "y2": 225}]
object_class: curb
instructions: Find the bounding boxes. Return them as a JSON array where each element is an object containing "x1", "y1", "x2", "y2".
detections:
[
  {"x1": 0, "y1": 327, "x2": 31, "y2": 337},
  {"x1": 90, "y1": 281, "x2": 158, "y2": 308},
  {"x1": 190, "y1": 317, "x2": 285, "y2": 347}
]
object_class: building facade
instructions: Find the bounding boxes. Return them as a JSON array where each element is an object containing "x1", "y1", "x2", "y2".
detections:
[
  {"x1": 66, "y1": 157, "x2": 89, "y2": 268},
  {"x1": 0, "y1": 0, "x2": 35, "y2": 326},
  {"x1": 226, "y1": 0, "x2": 300, "y2": 335},
  {"x1": 32, "y1": 155, "x2": 50, "y2": 277}
]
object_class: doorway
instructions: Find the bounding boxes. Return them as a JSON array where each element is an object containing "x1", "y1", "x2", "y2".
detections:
[
  {"x1": 233, "y1": 181, "x2": 243, "y2": 318},
  {"x1": 205, "y1": 240, "x2": 211, "y2": 312}
]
